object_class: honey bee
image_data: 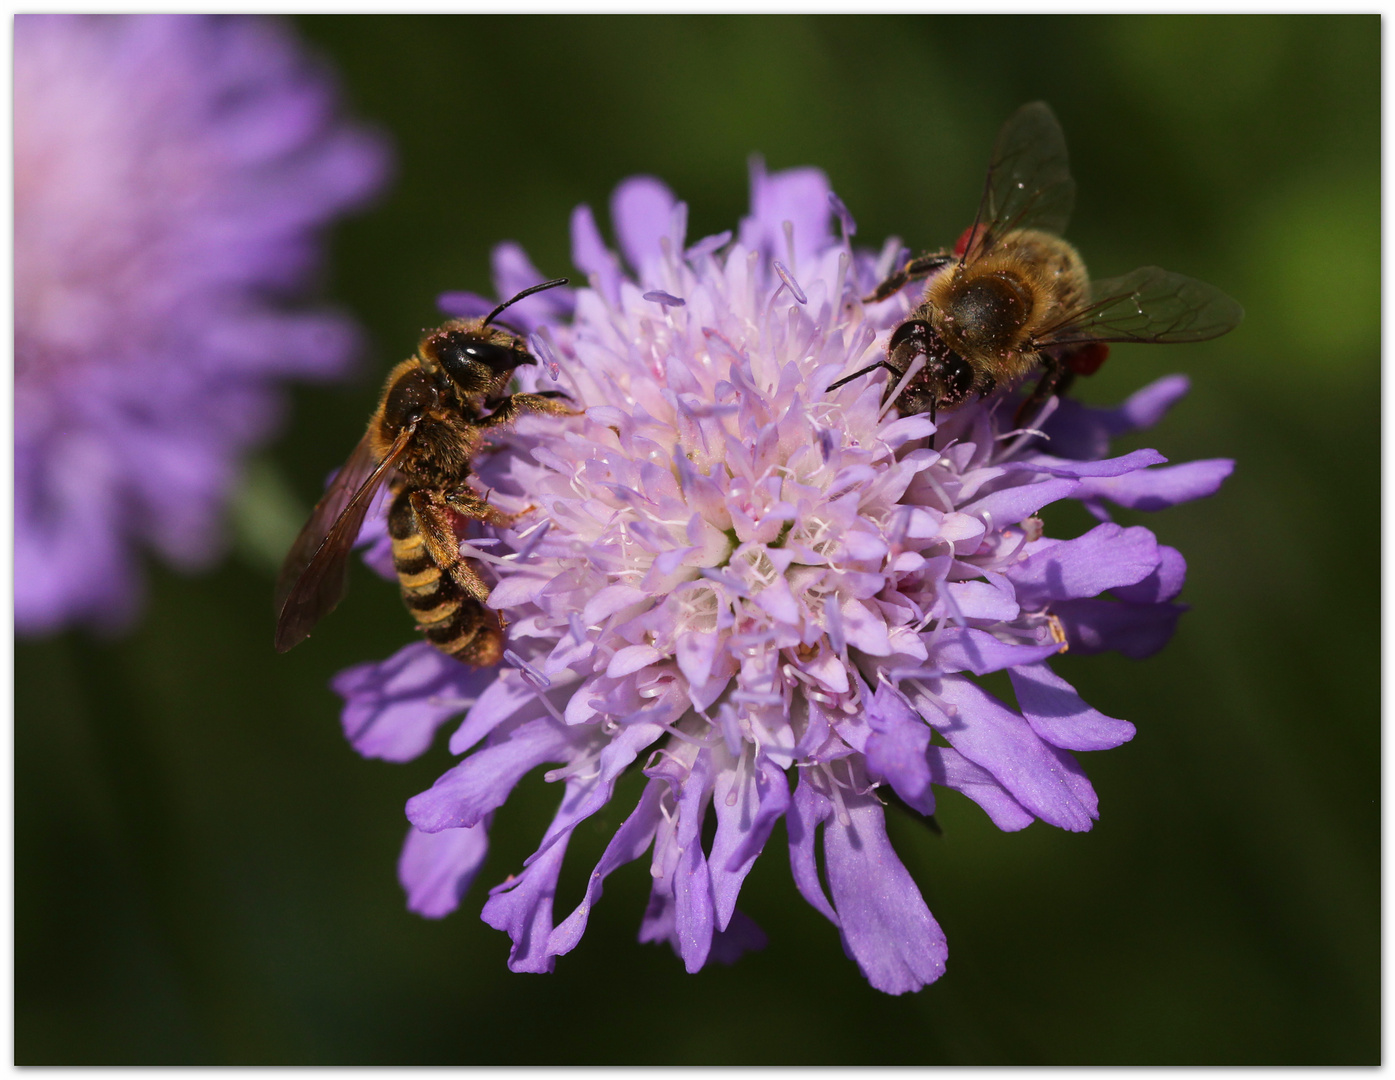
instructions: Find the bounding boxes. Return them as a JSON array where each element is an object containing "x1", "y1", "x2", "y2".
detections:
[
  {"x1": 831, "y1": 102, "x2": 1243, "y2": 422},
  {"x1": 274, "y1": 278, "x2": 574, "y2": 665}
]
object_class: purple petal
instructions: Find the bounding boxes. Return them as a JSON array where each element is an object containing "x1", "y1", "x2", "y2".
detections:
[
  {"x1": 1112, "y1": 374, "x2": 1193, "y2": 433},
  {"x1": 482, "y1": 721, "x2": 665, "y2": 971},
  {"x1": 548, "y1": 777, "x2": 666, "y2": 957},
  {"x1": 356, "y1": 524, "x2": 396, "y2": 582},
  {"x1": 823, "y1": 783, "x2": 948, "y2": 995},
  {"x1": 569, "y1": 202, "x2": 623, "y2": 304},
  {"x1": 785, "y1": 771, "x2": 838, "y2": 925},
  {"x1": 676, "y1": 628, "x2": 720, "y2": 690},
  {"x1": 448, "y1": 671, "x2": 540, "y2": 755},
  {"x1": 738, "y1": 158, "x2": 833, "y2": 265},
  {"x1": 672, "y1": 749, "x2": 716, "y2": 972},
  {"x1": 610, "y1": 175, "x2": 679, "y2": 272},
  {"x1": 864, "y1": 685, "x2": 935, "y2": 815},
  {"x1": 1074, "y1": 459, "x2": 1234, "y2": 511},
  {"x1": 398, "y1": 821, "x2": 489, "y2": 919},
  {"x1": 939, "y1": 580, "x2": 1019, "y2": 624},
  {"x1": 640, "y1": 880, "x2": 766, "y2": 966},
  {"x1": 1007, "y1": 523, "x2": 1161, "y2": 608},
  {"x1": 405, "y1": 718, "x2": 581, "y2": 832},
  {"x1": 1008, "y1": 662, "x2": 1136, "y2": 751},
  {"x1": 1035, "y1": 398, "x2": 1112, "y2": 461},
  {"x1": 332, "y1": 642, "x2": 489, "y2": 763},
  {"x1": 480, "y1": 813, "x2": 571, "y2": 974},
  {"x1": 709, "y1": 752, "x2": 791, "y2": 930},
  {"x1": 1112, "y1": 545, "x2": 1186, "y2": 604},
  {"x1": 1040, "y1": 375, "x2": 1192, "y2": 460},
  {"x1": 490, "y1": 241, "x2": 575, "y2": 330},
  {"x1": 706, "y1": 908, "x2": 768, "y2": 965},
  {"x1": 960, "y1": 477, "x2": 1080, "y2": 527},
  {"x1": 925, "y1": 674, "x2": 1098, "y2": 832},
  {"x1": 925, "y1": 746, "x2": 1035, "y2": 832},
  {"x1": 436, "y1": 290, "x2": 494, "y2": 319},
  {"x1": 1016, "y1": 448, "x2": 1166, "y2": 478},
  {"x1": 685, "y1": 230, "x2": 732, "y2": 260},
  {"x1": 1052, "y1": 598, "x2": 1184, "y2": 659},
  {"x1": 928, "y1": 627, "x2": 1063, "y2": 676},
  {"x1": 638, "y1": 879, "x2": 679, "y2": 953},
  {"x1": 526, "y1": 720, "x2": 667, "y2": 865}
]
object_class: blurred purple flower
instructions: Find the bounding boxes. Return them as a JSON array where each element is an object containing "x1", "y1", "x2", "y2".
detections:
[
  {"x1": 14, "y1": 14, "x2": 390, "y2": 634},
  {"x1": 335, "y1": 167, "x2": 1233, "y2": 994}
]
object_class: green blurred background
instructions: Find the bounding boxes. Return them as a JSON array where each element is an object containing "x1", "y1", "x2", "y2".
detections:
[{"x1": 15, "y1": 14, "x2": 1378, "y2": 1064}]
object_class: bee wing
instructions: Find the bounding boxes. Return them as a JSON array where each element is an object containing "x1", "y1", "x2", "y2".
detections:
[
  {"x1": 273, "y1": 426, "x2": 414, "y2": 653},
  {"x1": 968, "y1": 101, "x2": 1076, "y2": 255},
  {"x1": 1037, "y1": 266, "x2": 1245, "y2": 348}
]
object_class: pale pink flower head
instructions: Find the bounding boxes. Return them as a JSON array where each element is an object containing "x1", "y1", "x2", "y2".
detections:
[{"x1": 337, "y1": 165, "x2": 1232, "y2": 993}]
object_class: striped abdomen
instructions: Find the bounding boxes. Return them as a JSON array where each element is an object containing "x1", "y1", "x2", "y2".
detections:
[{"x1": 387, "y1": 490, "x2": 503, "y2": 666}]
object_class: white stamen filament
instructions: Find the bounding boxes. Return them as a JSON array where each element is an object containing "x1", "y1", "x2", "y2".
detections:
[{"x1": 880, "y1": 352, "x2": 927, "y2": 422}]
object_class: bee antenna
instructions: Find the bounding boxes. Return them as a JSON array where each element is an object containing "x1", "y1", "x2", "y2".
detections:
[{"x1": 483, "y1": 278, "x2": 569, "y2": 327}]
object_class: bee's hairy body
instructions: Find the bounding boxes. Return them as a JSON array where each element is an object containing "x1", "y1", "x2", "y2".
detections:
[
  {"x1": 387, "y1": 485, "x2": 502, "y2": 666},
  {"x1": 273, "y1": 281, "x2": 575, "y2": 665},
  {"x1": 367, "y1": 323, "x2": 572, "y2": 665},
  {"x1": 368, "y1": 356, "x2": 490, "y2": 485},
  {"x1": 828, "y1": 103, "x2": 1242, "y2": 425},
  {"x1": 917, "y1": 228, "x2": 1089, "y2": 397}
]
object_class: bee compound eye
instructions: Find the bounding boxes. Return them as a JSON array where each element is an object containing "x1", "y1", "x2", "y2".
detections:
[
  {"x1": 463, "y1": 340, "x2": 527, "y2": 372},
  {"x1": 933, "y1": 354, "x2": 975, "y2": 406},
  {"x1": 888, "y1": 319, "x2": 932, "y2": 355},
  {"x1": 433, "y1": 332, "x2": 528, "y2": 386}
]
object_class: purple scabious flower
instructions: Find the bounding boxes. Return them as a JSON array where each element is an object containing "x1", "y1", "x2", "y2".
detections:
[
  {"x1": 14, "y1": 14, "x2": 390, "y2": 634},
  {"x1": 335, "y1": 168, "x2": 1233, "y2": 994}
]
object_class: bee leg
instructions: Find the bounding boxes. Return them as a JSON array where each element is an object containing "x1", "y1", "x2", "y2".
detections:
[
  {"x1": 444, "y1": 486, "x2": 537, "y2": 531},
  {"x1": 862, "y1": 252, "x2": 954, "y2": 304},
  {"x1": 408, "y1": 490, "x2": 494, "y2": 607},
  {"x1": 427, "y1": 486, "x2": 543, "y2": 626},
  {"x1": 480, "y1": 392, "x2": 582, "y2": 428},
  {"x1": 1013, "y1": 359, "x2": 1066, "y2": 434},
  {"x1": 397, "y1": 491, "x2": 505, "y2": 665}
]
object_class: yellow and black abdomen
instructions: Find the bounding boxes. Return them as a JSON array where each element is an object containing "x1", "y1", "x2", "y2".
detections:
[{"x1": 387, "y1": 490, "x2": 503, "y2": 666}]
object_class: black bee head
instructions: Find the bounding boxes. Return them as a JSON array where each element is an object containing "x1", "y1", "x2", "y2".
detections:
[
  {"x1": 888, "y1": 319, "x2": 975, "y2": 411},
  {"x1": 423, "y1": 324, "x2": 533, "y2": 395},
  {"x1": 927, "y1": 351, "x2": 975, "y2": 408}
]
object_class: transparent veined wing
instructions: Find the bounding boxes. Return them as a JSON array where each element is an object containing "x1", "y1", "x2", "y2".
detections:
[
  {"x1": 967, "y1": 101, "x2": 1076, "y2": 256},
  {"x1": 1038, "y1": 266, "x2": 1244, "y2": 348},
  {"x1": 273, "y1": 426, "x2": 415, "y2": 652}
]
